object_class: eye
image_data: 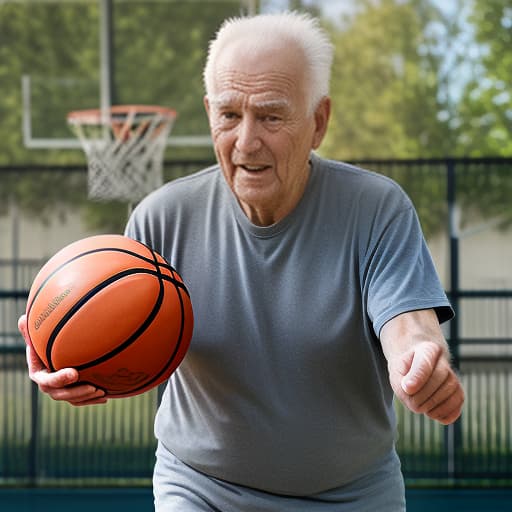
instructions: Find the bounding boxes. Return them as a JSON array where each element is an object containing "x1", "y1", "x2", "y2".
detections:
[
  {"x1": 216, "y1": 110, "x2": 240, "y2": 129},
  {"x1": 221, "y1": 111, "x2": 239, "y2": 120},
  {"x1": 260, "y1": 113, "x2": 284, "y2": 130}
]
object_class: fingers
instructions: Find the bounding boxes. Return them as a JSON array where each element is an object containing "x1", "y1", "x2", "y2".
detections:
[
  {"x1": 20, "y1": 315, "x2": 108, "y2": 406},
  {"x1": 22, "y1": 321, "x2": 80, "y2": 388},
  {"x1": 389, "y1": 341, "x2": 465, "y2": 425},
  {"x1": 400, "y1": 342, "x2": 442, "y2": 395},
  {"x1": 27, "y1": 352, "x2": 107, "y2": 405},
  {"x1": 18, "y1": 314, "x2": 32, "y2": 348},
  {"x1": 424, "y1": 380, "x2": 465, "y2": 425},
  {"x1": 404, "y1": 366, "x2": 464, "y2": 424},
  {"x1": 49, "y1": 384, "x2": 108, "y2": 407},
  {"x1": 19, "y1": 313, "x2": 49, "y2": 376},
  {"x1": 25, "y1": 342, "x2": 48, "y2": 376},
  {"x1": 30, "y1": 358, "x2": 107, "y2": 405}
]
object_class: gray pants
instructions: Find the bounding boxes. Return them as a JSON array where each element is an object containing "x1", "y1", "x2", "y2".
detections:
[{"x1": 153, "y1": 442, "x2": 406, "y2": 511}]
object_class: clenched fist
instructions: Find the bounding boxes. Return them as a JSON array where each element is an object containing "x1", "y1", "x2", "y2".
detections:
[{"x1": 381, "y1": 309, "x2": 464, "y2": 425}]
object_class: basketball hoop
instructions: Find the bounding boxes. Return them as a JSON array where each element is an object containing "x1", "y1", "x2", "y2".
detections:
[{"x1": 67, "y1": 105, "x2": 177, "y2": 202}]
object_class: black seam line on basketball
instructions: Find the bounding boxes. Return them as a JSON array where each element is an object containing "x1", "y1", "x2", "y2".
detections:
[
  {"x1": 146, "y1": 245, "x2": 191, "y2": 299},
  {"x1": 49, "y1": 267, "x2": 165, "y2": 372},
  {"x1": 150, "y1": 246, "x2": 164, "y2": 283},
  {"x1": 108, "y1": 248, "x2": 187, "y2": 396},
  {"x1": 27, "y1": 245, "x2": 182, "y2": 316},
  {"x1": 111, "y1": 281, "x2": 188, "y2": 396},
  {"x1": 96, "y1": 248, "x2": 187, "y2": 396},
  {"x1": 160, "y1": 274, "x2": 189, "y2": 294},
  {"x1": 118, "y1": 250, "x2": 188, "y2": 395},
  {"x1": 45, "y1": 267, "x2": 166, "y2": 372},
  {"x1": 106, "y1": 247, "x2": 168, "y2": 394},
  {"x1": 156, "y1": 263, "x2": 191, "y2": 297}
]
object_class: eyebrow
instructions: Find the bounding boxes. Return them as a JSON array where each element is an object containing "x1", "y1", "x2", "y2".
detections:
[
  {"x1": 209, "y1": 92, "x2": 291, "y2": 111},
  {"x1": 252, "y1": 98, "x2": 291, "y2": 111},
  {"x1": 208, "y1": 92, "x2": 241, "y2": 108}
]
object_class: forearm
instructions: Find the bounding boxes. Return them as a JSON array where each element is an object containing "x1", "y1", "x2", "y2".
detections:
[{"x1": 380, "y1": 308, "x2": 450, "y2": 362}]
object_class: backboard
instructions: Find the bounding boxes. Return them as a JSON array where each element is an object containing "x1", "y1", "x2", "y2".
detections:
[{"x1": 19, "y1": 0, "x2": 257, "y2": 150}]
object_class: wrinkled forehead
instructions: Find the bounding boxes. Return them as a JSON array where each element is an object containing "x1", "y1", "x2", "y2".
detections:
[{"x1": 209, "y1": 39, "x2": 308, "y2": 111}]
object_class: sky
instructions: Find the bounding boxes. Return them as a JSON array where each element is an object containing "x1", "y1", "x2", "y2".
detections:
[
  {"x1": 261, "y1": 0, "x2": 460, "y2": 22},
  {"x1": 260, "y1": 0, "x2": 478, "y2": 103}
]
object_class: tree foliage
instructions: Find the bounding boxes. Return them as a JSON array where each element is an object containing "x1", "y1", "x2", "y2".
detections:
[
  {"x1": 0, "y1": 0, "x2": 510, "y2": 234},
  {"x1": 0, "y1": 0, "x2": 239, "y2": 231},
  {"x1": 313, "y1": 0, "x2": 511, "y2": 234},
  {"x1": 320, "y1": 0, "x2": 457, "y2": 160},
  {"x1": 455, "y1": 0, "x2": 512, "y2": 156}
]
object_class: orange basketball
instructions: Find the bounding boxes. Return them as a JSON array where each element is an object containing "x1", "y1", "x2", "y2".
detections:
[{"x1": 26, "y1": 234, "x2": 193, "y2": 398}]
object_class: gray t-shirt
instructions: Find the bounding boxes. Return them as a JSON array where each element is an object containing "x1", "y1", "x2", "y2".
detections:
[{"x1": 125, "y1": 154, "x2": 452, "y2": 496}]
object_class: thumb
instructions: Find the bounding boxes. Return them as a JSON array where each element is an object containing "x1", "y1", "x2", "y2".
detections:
[
  {"x1": 18, "y1": 314, "x2": 32, "y2": 348},
  {"x1": 20, "y1": 314, "x2": 78, "y2": 386},
  {"x1": 400, "y1": 342, "x2": 440, "y2": 395},
  {"x1": 19, "y1": 314, "x2": 43, "y2": 370},
  {"x1": 26, "y1": 344, "x2": 47, "y2": 376}
]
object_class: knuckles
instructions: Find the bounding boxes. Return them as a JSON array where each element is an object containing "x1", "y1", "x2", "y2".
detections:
[{"x1": 394, "y1": 361, "x2": 465, "y2": 425}]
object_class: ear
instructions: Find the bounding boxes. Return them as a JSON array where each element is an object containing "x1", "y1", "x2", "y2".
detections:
[
  {"x1": 203, "y1": 95, "x2": 210, "y2": 117},
  {"x1": 311, "y1": 96, "x2": 331, "y2": 150}
]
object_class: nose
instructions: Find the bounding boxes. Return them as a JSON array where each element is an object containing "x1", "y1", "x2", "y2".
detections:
[{"x1": 235, "y1": 115, "x2": 262, "y2": 154}]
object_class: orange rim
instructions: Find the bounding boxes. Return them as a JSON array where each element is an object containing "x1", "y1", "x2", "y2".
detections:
[{"x1": 67, "y1": 105, "x2": 177, "y2": 125}]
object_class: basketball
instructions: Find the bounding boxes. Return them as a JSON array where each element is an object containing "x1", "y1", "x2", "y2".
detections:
[{"x1": 25, "y1": 234, "x2": 194, "y2": 398}]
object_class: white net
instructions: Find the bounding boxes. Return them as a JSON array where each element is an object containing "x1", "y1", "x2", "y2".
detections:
[{"x1": 68, "y1": 105, "x2": 176, "y2": 202}]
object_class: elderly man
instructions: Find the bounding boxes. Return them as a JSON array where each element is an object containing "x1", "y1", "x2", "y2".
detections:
[{"x1": 20, "y1": 11, "x2": 464, "y2": 511}]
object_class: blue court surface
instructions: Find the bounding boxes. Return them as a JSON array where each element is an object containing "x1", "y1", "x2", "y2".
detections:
[{"x1": 0, "y1": 487, "x2": 511, "y2": 511}]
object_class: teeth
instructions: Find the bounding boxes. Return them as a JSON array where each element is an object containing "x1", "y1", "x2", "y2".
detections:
[{"x1": 242, "y1": 165, "x2": 266, "y2": 171}]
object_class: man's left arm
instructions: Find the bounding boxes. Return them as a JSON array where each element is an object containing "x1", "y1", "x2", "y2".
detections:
[{"x1": 380, "y1": 309, "x2": 465, "y2": 425}]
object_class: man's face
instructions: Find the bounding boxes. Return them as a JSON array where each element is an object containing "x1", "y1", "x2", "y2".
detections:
[{"x1": 205, "y1": 41, "x2": 329, "y2": 226}]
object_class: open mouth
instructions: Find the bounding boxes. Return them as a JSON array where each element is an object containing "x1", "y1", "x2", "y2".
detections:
[{"x1": 240, "y1": 164, "x2": 270, "y2": 172}]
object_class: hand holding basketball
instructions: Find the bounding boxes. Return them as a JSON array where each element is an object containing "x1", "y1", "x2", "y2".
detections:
[
  {"x1": 19, "y1": 314, "x2": 108, "y2": 406},
  {"x1": 23, "y1": 235, "x2": 193, "y2": 399}
]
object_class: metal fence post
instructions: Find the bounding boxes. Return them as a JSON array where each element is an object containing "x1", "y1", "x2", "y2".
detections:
[
  {"x1": 447, "y1": 158, "x2": 460, "y2": 368},
  {"x1": 446, "y1": 158, "x2": 463, "y2": 480},
  {"x1": 28, "y1": 380, "x2": 39, "y2": 486}
]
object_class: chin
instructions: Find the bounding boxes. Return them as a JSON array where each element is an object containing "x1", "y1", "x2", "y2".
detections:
[{"x1": 236, "y1": 188, "x2": 274, "y2": 207}]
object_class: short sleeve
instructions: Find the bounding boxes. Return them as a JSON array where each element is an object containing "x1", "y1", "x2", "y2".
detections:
[{"x1": 364, "y1": 205, "x2": 454, "y2": 337}]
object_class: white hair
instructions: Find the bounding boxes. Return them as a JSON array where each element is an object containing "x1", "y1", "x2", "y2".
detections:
[{"x1": 203, "y1": 11, "x2": 334, "y2": 113}]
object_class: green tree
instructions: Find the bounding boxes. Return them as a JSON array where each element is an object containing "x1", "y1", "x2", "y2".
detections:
[
  {"x1": 455, "y1": 0, "x2": 512, "y2": 156},
  {"x1": 0, "y1": 0, "x2": 240, "y2": 231},
  {"x1": 0, "y1": 1, "x2": 243, "y2": 166},
  {"x1": 0, "y1": 1, "x2": 99, "y2": 166},
  {"x1": 446, "y1": 0, "x2": 512, "y2": 230},
  {"x1": 316, "y1": 0, "x2": 462, "y2": 236},
  {"x1": 320, "y1": 0, "x2": 457, "y2": 160},
  {"x1": 1, "y1": 1, "x2": 510, "y2": 235}
]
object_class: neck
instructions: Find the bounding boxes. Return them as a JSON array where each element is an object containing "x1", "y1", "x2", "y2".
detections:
[{"x1": 241, "y1": 204, "x2": 283, "y2": 227}]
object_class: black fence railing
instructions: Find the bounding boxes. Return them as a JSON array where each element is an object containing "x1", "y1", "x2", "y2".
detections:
[{"x1": 1, "y1": 158, "x2": 511, "y2": 486}]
